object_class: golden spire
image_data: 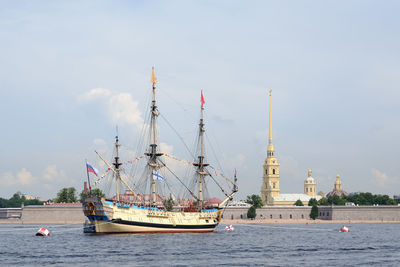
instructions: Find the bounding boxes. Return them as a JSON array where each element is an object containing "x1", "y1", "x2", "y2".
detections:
[
  {"x1": 268, "y1": 89, "x2": 272, "y2": 143},
  {"x1": 267, "y1": 89, "x2": 274, "y2": 155},
  {"x1": 308, "y1": 169, "x2": 312, "y2": 177},
  {"x1": 151, "y1": 66, "x2": 157, "y2": 85}
]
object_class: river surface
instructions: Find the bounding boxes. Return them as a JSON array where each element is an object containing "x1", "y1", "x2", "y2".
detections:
[{"x1": 0, "y1": 223, "x2": 399, "y2": 266}]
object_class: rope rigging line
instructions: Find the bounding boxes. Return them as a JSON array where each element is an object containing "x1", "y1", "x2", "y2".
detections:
[
  {"x1": 205, "y1": 132, "x2": 225, "y2": 176},
  {"x1": 161, "y1": 153, "x2": 235, "y2": 185},
  {"x1": 157, "y1": 158, "x2": 200, "y2": 202},
  {"x1": 159, "y1": 112, "x2": 195, "y2": 159},
  {"x1": 208, "y1": 173, "x2": 230, "y2": 198},
  {"x1": 91, "y1": 154, "x2": 146, "y2": 187},
  {"x1": 208, "y1": 165, "x2": 235, "y2": 185}
]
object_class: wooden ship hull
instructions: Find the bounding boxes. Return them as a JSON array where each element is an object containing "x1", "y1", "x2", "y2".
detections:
[{"x1": 83, "y1": 197, "x2": 221, "y2": 234}]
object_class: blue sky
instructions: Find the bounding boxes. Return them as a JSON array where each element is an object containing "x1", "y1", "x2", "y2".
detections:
[{"x1": 0, "y1": 0, "x2": 399, "y2": 200}]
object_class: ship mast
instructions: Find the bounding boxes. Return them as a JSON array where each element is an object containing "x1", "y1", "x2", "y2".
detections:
[
  {"x1": 195, "y1": 91, "x2": 208, "y2": 210},
  {"x1": 113, "y1": 134, "x2": 122, "y2": 201},
  {"x1": 145, "y1": 67, "x2": 163, "y2": 207}
]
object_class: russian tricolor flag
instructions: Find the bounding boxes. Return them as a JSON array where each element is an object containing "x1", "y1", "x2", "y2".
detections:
[{"x1": 86, "y1": 162, "x2": 99, "y2": 177}]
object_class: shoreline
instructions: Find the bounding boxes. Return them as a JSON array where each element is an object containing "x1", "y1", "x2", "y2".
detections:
[
  {"x1": 221, "y1": 219, "x2": 400, "y2": 224},
  {"x1": 2, "y1": 219, "x2": 400, "y2": 225}
]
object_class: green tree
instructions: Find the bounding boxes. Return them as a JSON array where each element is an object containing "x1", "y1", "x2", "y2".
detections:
[
  {"x1": 163, "y1": 197, "x2": 175, "y2": 211},
  {"x1": 246, "y1": 194, "x2": 263, "y2": 209},
  {"x1": 56, "y1": 187, "x2": 77, "y2": 203},
  {"x1": 310, "y1": 205, "x2": 318, "y2": 220},
  {"x1": 308, "y1": 198, "x2": 318, "y2": 206},
  {"x1": 247, "y1": 205, "x2": 256, "y2": 219},
  {"x1": 318, "y1": 197, "x2": 329, "y2": 206},
  {"x1": 8, "y1": 193, "x2": 23, "y2": 208},
  {"x1": 294, "y1": 199, "x2": 304, "y2": 206},
  {"x1": 80, "y1": 188, "x2": 105, "y2": 202}
]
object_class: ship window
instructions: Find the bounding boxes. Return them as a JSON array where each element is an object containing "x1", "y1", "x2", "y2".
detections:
[
  {"x1": 206, "y1": 220, "x2": 209, "y2": 223},
  {"x1": 273, "y1": 169, "x2": 276, "y2": 174}
]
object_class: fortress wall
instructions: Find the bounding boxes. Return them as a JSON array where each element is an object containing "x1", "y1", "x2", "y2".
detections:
[
  {"x1": 224, "y1": 206, "x2": 400, "y2": 221},
  {"x1": 21, "y1": 205, "x2": 85, "y2": 224},
  {"x1": 223, "y1": 207, "x2": 312, "y2": 220},
  {"x1": 330, "y1": 206, "x2": 400, "y2": 221}
]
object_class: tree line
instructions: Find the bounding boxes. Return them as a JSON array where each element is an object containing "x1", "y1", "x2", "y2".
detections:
[
  {"x1": 0, "y1": 187, "x2": 105, "y2": 208},
  {"x1": 244, "y1": 192, "x2": 399, "y2": 220},
  {"x1": 317, "y1": 192, "x2": 399, "y2": 206},
  {"x1": 0, "y1": 193, "x2": 44, "y2": 208}
]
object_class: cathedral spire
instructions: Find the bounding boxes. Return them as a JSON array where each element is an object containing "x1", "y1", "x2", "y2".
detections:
[{"x1": 267, "y1": 89, "x2": 275, "y2": 157}]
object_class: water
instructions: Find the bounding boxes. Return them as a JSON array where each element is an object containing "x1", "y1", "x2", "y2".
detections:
[{"x1": 0, "y1": 223, "x2": 399, "y2": 266}]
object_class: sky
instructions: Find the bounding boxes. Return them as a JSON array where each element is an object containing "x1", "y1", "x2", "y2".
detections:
[{"x1": 0, "y1": 0, "x2": 399, "y2": 200}]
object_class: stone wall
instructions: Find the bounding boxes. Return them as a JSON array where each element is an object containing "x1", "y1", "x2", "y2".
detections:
[
  {"x1": 4, "y1": 205, "x2": 400, "y2": 224},
  {"x1": 318, "y1": 206, "x2": 400, "y2": 221},
  {"x1": 223, "y1": 205, "x2": 400, "y2": 221},
  {"x1": 21, "y1": 205, "x2": 85, "y2": 224},
  {"x1": 0, "y1": 208, "x2": 22, "y2": 219},
  {"x1": 222, "y1": 206, "x2": 312, "y2": 220}
]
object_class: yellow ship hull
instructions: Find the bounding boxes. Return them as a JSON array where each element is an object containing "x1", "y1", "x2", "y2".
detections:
[{"x1": 84, "y1": 198, "x2": 221, "y2": 234}]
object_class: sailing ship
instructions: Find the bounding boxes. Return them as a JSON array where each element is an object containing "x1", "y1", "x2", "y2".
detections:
[{"x1": 82, "y1": 68, "x2": 237, "y2": 234}]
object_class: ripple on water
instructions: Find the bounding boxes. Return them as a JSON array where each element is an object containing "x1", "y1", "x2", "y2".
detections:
[{"x1": 0, "y1": 223, "x2": 400, "y2": 266}]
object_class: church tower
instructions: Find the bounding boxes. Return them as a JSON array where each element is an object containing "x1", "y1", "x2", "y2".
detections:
[
  {"x1": 304, "y1": 169, "x2": 316, "y2": 197},
  {"x1": 334, "y1": 174, "x2": 342, "y2": 191},
  {"x1": 261, "y1": 89, "x2": 280, "y2": 205}
]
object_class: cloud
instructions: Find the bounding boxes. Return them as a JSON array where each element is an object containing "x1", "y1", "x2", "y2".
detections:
[
  {"x1": 43, "y1": 165, "x2": 67, "y2": 181},
  {"x1": 0, "y1": 165, "x2": 70, "y2": 190},
  {"x1": 371, "y1": 168, "x2": 398, "y2": 188},
  {"x1": 78, "y1": 88, "x2": 144, "y2": 129},
  {"x1": 1, "y1": 168, "x2": 35, "y2": 185},
  {"x1": 220, "y1": 153, "x2": 246, "y2": 173},
  {"x1": 17, "y1": 168, "x2": 34, "y2": 185},
  {"x1": 109, "y1": 93, "x2": 143, "y2": 126},
  {"x1": 78, "y1": 88, "x2": 111, "y2": 101},
  {"x1": 93, "y1": 138, "x2": 107, "y2": 146},
  {"x1": 160, "y1": 142, "x2": 174, "y2": 154}
]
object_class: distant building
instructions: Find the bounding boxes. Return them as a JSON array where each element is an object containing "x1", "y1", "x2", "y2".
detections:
[
  {"x1": 17, "y1": 192, "x2": 41, "y2": 201},
  {"x1": 226, "y1": 201, "x2": 251, "y2": 208},
  {"x1": 326, "y1": 175, "x2": 348, "y2": 198},
  {"x1": 304, "y1": 169, "x2": 316, "y2": 198},
  {"x1": 260, "y1": 90, "x2": 321, "y2": 206}
]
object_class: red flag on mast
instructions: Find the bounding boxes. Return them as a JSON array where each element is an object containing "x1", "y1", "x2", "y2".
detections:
[{"x1": 201, "y1": 91, "x2": 205, "y2": 108}]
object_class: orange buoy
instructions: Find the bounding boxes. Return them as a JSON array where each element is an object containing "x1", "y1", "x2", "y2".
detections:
[
  {"x1": 36, "y1": 227, "x2": 50, "y2": 236},
  {"x1": 340, "y1": 226, "x2": 350, "y2": 232}
]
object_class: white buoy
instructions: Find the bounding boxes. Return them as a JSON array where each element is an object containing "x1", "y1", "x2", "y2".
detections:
[
  {"x1": 36, "y1": 227, "x2": 50, "y2": 236},
  {"x1": 340, "y1": 226, "x2": 350, "y2": 232},
  {"x1": 225, "y1": 225, "x2": 234, "y2": 231}
]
